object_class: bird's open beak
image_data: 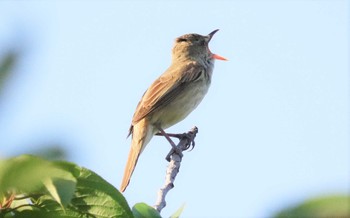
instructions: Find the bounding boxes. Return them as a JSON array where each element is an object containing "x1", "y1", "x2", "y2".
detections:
[
  {"x1": 207, "y1": 29, "x2": 228, "y2": 61},
  {"x1": 208, "y1": 29, "x2": 219, "y2": 41}
]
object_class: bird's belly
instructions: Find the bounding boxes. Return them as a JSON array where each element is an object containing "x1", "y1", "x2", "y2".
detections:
[{"x1": 151, "y1": 81, "x2": 210, "y2": 129}]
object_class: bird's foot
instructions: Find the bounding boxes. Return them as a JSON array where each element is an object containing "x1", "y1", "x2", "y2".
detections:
[
  {"x1": 155, "y1": 126, "x2": 198, "y2": 162},
  {"x1": 156, "y1": 132, "x2": 195, "y2": 151},
  {"x1": 159, "y1": 132, "x2": 195, "y2": 161}
]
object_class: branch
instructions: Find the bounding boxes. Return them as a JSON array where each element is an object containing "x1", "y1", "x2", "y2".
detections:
[{"x1": 153, "y1": 126, "x2": 198, "y2": 213}]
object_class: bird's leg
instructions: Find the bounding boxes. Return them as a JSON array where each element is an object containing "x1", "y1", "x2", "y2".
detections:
[
  {"x1": 155, "y1": 126, "x2": 183, "y2": 161},
  {"x1": 155, "y1": 132, "x2": 196, "y2": 151}
]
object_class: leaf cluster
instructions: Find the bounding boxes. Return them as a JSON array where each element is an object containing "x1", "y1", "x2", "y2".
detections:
[{"x1": 0, "y1": 155, "x2": 163, "y2": 218}]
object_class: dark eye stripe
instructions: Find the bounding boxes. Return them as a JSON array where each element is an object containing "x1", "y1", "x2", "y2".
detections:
[{"x1": 177, "y1": 38, "x2": 187, "y2": 42}]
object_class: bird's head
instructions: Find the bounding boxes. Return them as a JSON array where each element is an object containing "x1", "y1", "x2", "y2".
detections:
[{"x1": 172, "y1": 29, "x2": 227, "y2": 62}]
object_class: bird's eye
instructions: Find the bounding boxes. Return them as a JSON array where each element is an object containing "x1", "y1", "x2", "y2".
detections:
[{"x1": 177, "y1": 38, "x2": 187, "y2": 43}]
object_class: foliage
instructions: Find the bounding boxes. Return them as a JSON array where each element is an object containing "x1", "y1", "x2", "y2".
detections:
[
  {"x1": 169, "y1": 203, "x2": 185, "y2": 218},
  {"x1": 132, "y1": 203, "x2": 161, "y2": 218},
  {"x1": 273, "y1": 195, "x2": 350, "y2": 218},
  {"x1": 0, "y1": 155, "x2": 165, "y2": 218}
]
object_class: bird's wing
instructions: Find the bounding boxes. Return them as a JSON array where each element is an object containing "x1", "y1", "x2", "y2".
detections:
[{"x1": 131, "y1": 62, "x2": 204, "y2": 125}]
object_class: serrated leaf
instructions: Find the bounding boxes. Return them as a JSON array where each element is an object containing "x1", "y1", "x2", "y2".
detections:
[
  {"x1": 0, "y1": 155, "x2": 134, "y2": 218},
  {"x1": 132, "y1": 203, "x2": 161, "y2": 218},
  {"x1": 70, "y1": 167, "x2": 133, "y2": 218},
  {"x1": 34, "y1": 162, "x2": 134, "y2": 218},
  {"x1": 170, "y1": 203, "x2": 185, "y2": 218}
]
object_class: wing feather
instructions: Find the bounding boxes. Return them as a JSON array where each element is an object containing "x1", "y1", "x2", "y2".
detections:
[{"x1": 131, "y1": 62, "x2": 204, "y2": 125}]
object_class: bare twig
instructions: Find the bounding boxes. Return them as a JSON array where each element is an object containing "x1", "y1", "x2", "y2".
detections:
[{"x1": 153, "y1": 126, "x2": 198, "y2": 213}]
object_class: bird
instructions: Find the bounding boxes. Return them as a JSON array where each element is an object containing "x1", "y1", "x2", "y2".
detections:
[{"x1": 120, "y1": 29, "x2": 227, "y2": 192}]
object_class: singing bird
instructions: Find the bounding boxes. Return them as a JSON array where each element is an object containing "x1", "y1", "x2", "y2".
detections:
[{"x1": 120, "y1": 29, "x2": 227, "y2": 192}]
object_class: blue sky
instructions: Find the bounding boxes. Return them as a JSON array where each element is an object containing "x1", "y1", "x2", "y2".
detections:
[{"x1": 0, "y1": 1, "x2": 349, "y2": 217}]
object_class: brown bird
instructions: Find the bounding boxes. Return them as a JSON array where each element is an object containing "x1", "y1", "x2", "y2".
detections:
[{"x1": 120, "y1": 29, "x2": 227, "y2": 192}]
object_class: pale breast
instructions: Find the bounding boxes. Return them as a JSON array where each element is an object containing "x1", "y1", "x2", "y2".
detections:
[{"x1": 150, "y1": 71, "x2": 211, "y2": 129}]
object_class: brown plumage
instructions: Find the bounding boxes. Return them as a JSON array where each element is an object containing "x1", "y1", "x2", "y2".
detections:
[{"x1": 120, "y1": 29, "x2": 226, "y2": 192}]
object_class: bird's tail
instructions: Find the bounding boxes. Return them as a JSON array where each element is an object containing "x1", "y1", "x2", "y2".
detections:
[{"x1": 120, "y1": 119, "x2": 154, "y2": 192}]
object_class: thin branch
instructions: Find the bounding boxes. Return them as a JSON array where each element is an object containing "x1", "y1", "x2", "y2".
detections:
[
  {"x1": 14, "y1": 193, "x2": 44, "y2": 200},
  {"x1": 153, "y1": 126, "x2": 198, "y2": 213},
  {"x1": 3, "y1": 203, "x2": 42, "y2": 214}
]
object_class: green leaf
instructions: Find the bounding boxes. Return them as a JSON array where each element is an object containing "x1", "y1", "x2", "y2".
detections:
[
  {"x1": 170, "y1": 203, "x2": 185, "y2": 218},
  {"x1": 0, "y1": 155, "x2": 62, "y2": 199},
  {"x1": 132, "y1": 203, "x2": 161, "y2": 218},
  {"x1": 1, "y1": 210, "x2": 62, "y2": 218},
  {"x1": 71, "y1": 166, "x2": 133, "y2": 217},
  {"x1": 44, "y1": 177, "x2": 76, "y2": 208},
  {"x1": 274, "y1": 194, "x2": 350, "y2": 218},
  {"x1": 1, "y1": 155, "x2": 134, "y2": 218},
  {"x1": 43, "y1": 162, "x2": 77, "y2": 208},
  {"x1": 34, "y1": 160, "x2": 134, "y2": 218}
]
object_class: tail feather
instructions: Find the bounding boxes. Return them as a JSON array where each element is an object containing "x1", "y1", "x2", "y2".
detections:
[
  {"x1": 120, "y1": 119, "x2": 154, "y2": 192},
  {"x1": 120, "y1": 144, "x2": 142, "y2": 192}
]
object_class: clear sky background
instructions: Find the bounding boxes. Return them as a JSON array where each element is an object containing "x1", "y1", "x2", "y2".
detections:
[{"x1": 0, "y1": 1, "x2": 349, "y2": 217}]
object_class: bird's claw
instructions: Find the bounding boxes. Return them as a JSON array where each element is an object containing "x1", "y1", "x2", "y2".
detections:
[
  {"x1": 173, "y1": 132, "x2": 195, "y2": 151},
  {"x1": 182, "y1": 133, "x2": 196, "y2": 151},
  {"x1": 159, "y1": 132, "x2": 196, "y2": 151}
]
